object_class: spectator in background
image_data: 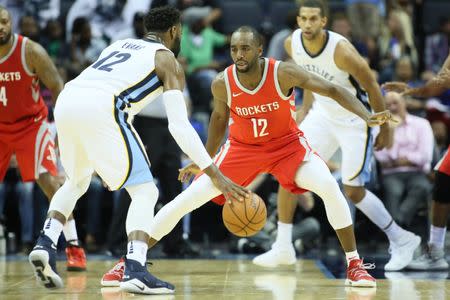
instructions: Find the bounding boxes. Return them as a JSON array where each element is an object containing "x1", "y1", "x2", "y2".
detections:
[
  {"x1": 113, "y1": 12, "x2": 146, "y2": 42},
  {"x1": 330, "y1": 13, "x2": 368, "y2": 59},
  {"x1": 69, "y1": 17, "x2": 107, "y2": 78},
  {"x1": 41, "y1": 19, "x2": 67, "y2": 64},
  {"x1": 425, "y1": 17, "x2": 450, "y2": 75},
  {"x1": 66, "y1": 0, "x2": 151, "y2": 43},
  {"x1": 18, "y1": 15, "x2": 40, "y2": 42},
  {"x1": 179, "y1": 6, "x2": 228, "y2": 115},
  {"x1": 432, "y1": 121, "x2": 449, "y2": 158},
  {"x1": 267, "y1": 10, "x2": 297, "y2": 61},
  {"x1": 375, "y1": 92, "x2": 433, "y2": 227},
  {"x1": 346, "y1": 0, "x2": 383, "y2": 42},
  {"x1": 379, "y1": 9, "x2": 418, "y2": 82}
]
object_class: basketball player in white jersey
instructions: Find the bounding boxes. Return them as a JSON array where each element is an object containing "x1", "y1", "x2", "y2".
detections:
[
  {"x1": 253, "y1": 0, "x2": 420, "y2": 271},
  {"x1": 28, "y1": 6, "x2": 249, "y2": 294}
]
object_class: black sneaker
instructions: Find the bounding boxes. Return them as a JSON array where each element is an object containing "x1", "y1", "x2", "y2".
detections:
[
  {"x1": 29, "y1": 233, "x2": 63, "y2": 289},
  {"x1": 119, "y1": 257, "x2": 174, "y2": 294}
]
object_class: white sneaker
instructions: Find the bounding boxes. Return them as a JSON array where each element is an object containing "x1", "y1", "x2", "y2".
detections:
[
  {"x1": 385, "y1": 232, "x2": 421, "y2": 271},
  {"x1": 407, "y1": 244, "x2": 449, "y2": 271},
  {"x1": 252, "y1": 243, "x2": 296, "y2": 268}
]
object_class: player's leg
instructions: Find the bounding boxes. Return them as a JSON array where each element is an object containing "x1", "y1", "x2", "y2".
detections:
[
  {"x1": 16, "y1": 120, "x2": 87, "y2": 270},
  {"x1": 29, "y1": 98, "x2": 93, "y2": 289},
  {"x1": 339, "y1": 122, "x2": 420, "y2": 271},
  {"x1": 119, "y1": 175, "x2": 221, "y2": 294},
  {"x1": 0, "y1": 139, "x2": 13, "y2": 182},
  {"x1": 294, "y1": 154, "x2": 375, "y2": 287},
  {"x1": 409, "y1": 170, "x2": 450, "y2": 271},
  {"x1": 254, "y1": 114, "x2": 338, "y2": 267}
]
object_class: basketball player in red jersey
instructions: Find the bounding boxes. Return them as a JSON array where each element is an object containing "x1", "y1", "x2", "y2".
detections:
[
  {"x1": 383, "y1": 54, "x2": 450, "y2": 270},
  {"x1": 0, "y1": 6, "x2": 86, "y2": 270},
  {"x1": 102, "y1": 26, "x2": 394, "y2": 288}
]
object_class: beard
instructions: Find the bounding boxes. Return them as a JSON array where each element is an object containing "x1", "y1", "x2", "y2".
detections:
[
  {"x1": 171, "y1": 36, "x2": 181, "y2": 57},
  {"x1": 0, "y1": 31, "x2": 12, "y2": 45}
]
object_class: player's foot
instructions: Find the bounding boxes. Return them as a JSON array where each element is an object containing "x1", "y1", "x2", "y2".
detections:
[
  {"x1": 101, "y1": 257, "x2": 125, "y2": 287},
  {"x1": 345, "y1": 259, "x2": 376, "y2": 288},
  {"x1": 407, "y1": 244, "x2": 449, "y2": 271},
  {"x1": 66, "y1": 242, "x2": 87, "y2": 271},
  {"x1": 385, "y1": 232, "x2": 421, "y2": 271},
  {"x1": 119, "y1": 257, "x2": 175, "y2": 294},
  {"x1": 252, "y1": 243, "x2": 296, "y2": 267},
  {"x1": 28, "y1": 233, "x2": 63, "y2": 289}
]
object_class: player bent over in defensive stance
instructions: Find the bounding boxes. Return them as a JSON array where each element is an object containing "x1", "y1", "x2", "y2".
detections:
[{"x1": 29, "y1": 6, "x2": 249, "y2": 294}]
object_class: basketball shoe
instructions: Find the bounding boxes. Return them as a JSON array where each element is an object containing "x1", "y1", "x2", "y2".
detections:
[
  {"x1": 29, "y1": 233, "x2": 63, "y2": 289},
  {"x1": 252, "y1": 242, "x2": 296, "y2": 267},
  {"x1": 407, "y1": 244, "x2": 449, "y2": 271},
  {"x1": 346, "y1": 259, "x2": 376, "y2": 288},
  {"x1": 119, "y1": 257, "x2": 175, "y2": 294},
  {"x1": 66, "y1": 242, "x2": 87, "y2": 271},
  {"x1": 101, "y1": 257, "x2": 125, "y2": 287},
  {"x1": 384, "y1": 232, "x2": 421, "y2": 271}
]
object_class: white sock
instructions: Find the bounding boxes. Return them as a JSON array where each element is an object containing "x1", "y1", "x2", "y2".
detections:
[
  {"x1": 345, "y1": 250, "x2": 360, "y2": 265},
  {"x1": 62, "y1": 219, "x2": 79, "y2": 245},
  {"x1": 126, "y1": 240, "x2": 148, "y2": 266},
  {"x1": 355, "y1": 189, "x2": 404, "y2": 243},
  {"x1": 429, "y1": 225, "x2": 446, "y2": 249},
  {"x1": 275, "y1": 221, "x2": 293, "y2": 247},
  {"x1": 43, "y1": 218, "x2": 64, "y2": 245}
]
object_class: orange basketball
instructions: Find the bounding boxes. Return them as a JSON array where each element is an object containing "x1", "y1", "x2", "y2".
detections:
[{"x1": 222, "y1": 193, "x2": 267, "y2": 237}]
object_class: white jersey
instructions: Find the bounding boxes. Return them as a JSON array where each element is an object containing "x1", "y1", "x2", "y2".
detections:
[
  {"x1": 65, "y1": 38, "x2": 168, "y2": 116},
  {"x1": 291, "y1": 29, "x2": 370, "y2": 120}
]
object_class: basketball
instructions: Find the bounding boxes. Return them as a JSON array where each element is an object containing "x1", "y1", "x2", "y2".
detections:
[{"x1": 222, "y1": 193, "x2": 267, "y2": 237}]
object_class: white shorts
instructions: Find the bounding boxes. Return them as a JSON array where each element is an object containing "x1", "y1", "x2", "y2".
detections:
[
  {"x1": 300, "y1": 111, "x2": 374, "y2": 186},
  {"x1": 54, "y1": 87, "x2": 153, "y2": 190}
]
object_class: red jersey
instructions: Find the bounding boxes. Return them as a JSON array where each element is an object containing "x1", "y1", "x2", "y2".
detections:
[
  {"x1": 0, "y1": 34, "x2": 47, "y2": 133},
  {"x1": 224, "y1": 58, "x2": 301, "y2": 145}
]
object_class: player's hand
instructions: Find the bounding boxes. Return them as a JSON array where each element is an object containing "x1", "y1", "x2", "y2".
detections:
[
  {"x1": 381, "y1": 82, "x2": 410, "y2": 94},
  {"x1": 366, "y1": 110, "x2": 397, "y2": 127},
  {"x1": 204, "y1": 164, "x2": 251, "y2": 204},
  {"x1": 374, "y1": 124, "x2": 392, "y2": 151},
  {"x1": 178, "y1": 162, "x2": 201, "y2": 183}
]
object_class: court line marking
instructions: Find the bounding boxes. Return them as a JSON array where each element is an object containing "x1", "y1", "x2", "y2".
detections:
[{"x1": 315, "y1": 260, "x2": 336, "y2": 279}]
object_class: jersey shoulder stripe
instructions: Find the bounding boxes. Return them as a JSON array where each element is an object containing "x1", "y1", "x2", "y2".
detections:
[{"x1": 117, "y1": 69, "x2": 162, "y2": 104}]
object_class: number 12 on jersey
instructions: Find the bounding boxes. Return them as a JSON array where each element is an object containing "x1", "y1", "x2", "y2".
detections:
[{"x1": 251, "y1": 118, "x2": 268, "y2": 137}]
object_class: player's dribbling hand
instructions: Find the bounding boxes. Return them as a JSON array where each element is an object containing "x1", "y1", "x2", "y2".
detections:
[
  {"x1": 178, "y1": 162, "x2": 201, "y2": 183},
  {"x1": 366, "y1": 110, "x2": 398, "y2": 127},
  {"x1": 204, "y1": 164, "x2": 251, "y2": 204}
]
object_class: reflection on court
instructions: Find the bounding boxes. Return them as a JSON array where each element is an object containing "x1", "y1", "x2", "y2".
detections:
[{"x1": 0, "y1": 258, "x2": 449, "y2": 299}]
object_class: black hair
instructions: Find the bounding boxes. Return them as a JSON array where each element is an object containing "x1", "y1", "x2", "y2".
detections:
[
  {"x1": 300, "y1": 0, "x2": 327, "y2": 17},
  {"x1": 144, "y1": 5, "x2": 181, "y2": 32},
  {"x1": 72, "y1": 17, "x2": 89, "y2": 35},
  {"x1": 234, "y1": 26, "x2": 263, "y2": 47}
]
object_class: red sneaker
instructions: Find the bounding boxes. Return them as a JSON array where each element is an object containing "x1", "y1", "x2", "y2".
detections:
[
  {"x1": 346, "y1": 259, "x2": 376, "y2": 287},
  {"x1": 101, "y1": 258, "x2": 125, "y2": 287},
  {"x1": 66, "y1": 244, "x2": 87, "y2": 271}
]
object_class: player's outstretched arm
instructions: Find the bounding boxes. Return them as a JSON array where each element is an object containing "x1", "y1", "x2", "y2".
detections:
[
  {"x1": 278, "y1": 61, "x2": 392, "y2": 126},
  {"x1": 26, "y1": 40, "x2": 64, "y2": 104},
  {"x1": 205, "y1": 72, "x2": 230, "y2": 157},
  {"x1": 155, "y1": 50, "x2": 249, "y2": 203},
  {"x1": 383, "y1": 54, "x2": 450, "y2": 97}
]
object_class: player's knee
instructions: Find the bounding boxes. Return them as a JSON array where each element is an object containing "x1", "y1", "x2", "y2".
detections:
[{"x1": 343, "y1": 185, "x2": 365, "y2": 203}]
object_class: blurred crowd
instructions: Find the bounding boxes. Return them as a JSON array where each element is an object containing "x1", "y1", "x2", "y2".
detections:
[{"x1": 0, "y1": 0, "x2": 449, "y2": 258}]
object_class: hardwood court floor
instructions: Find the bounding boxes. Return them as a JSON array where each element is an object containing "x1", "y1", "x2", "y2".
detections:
[{"x1": 0, "y1": 258, "x2": 449, "y2": 299}]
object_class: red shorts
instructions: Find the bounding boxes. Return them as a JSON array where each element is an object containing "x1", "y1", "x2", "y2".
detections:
[
  {"x1": 208, "y1": 134, "x2": 312, "y2": 205},
  {"x1": 435, "y1": 146, "x2": 450, "y2": 176},
  {"x1": 0, "y1": 118, "x2": 58, "y2": 182}
]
